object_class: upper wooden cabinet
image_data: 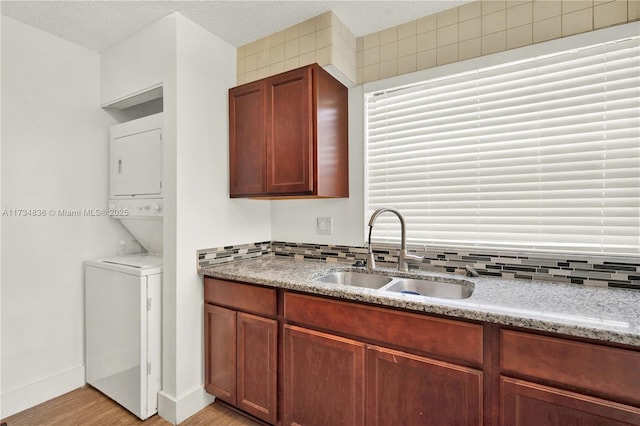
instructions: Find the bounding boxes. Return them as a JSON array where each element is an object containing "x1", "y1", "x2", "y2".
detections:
[{"x1": 229, "y1": 64, "x2": 349, "y2": 198}]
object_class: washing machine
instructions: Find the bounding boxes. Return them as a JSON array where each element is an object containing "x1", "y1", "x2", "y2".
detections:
[{"x1": 85, "y1": 254, "x2": 162, "y2": 420}]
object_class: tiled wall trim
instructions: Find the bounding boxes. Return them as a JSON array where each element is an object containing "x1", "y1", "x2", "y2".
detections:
[
  {"x1": 357, "y1": 0, "x2": 640, "y2": 84},
  {"x1": 199, "y1": 241, "x2": 640, "y2": 290},
  {"x1": 236, "y1": 12, "x2": 357, "y2": 85},
  {"x1": 236, "y1": 1, "x2": 638, "y2": 86},
  {"x1": 197, "y1": 241, "x2": 271, "y2": 267}
]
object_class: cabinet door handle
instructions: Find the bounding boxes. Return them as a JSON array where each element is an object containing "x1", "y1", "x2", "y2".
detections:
[{"x1": 118, "y1": 159, "x2": 122, "y2": 174}]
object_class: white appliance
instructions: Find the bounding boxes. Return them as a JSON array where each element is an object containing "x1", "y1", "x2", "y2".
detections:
[
  {"x1": 85, "y1": 112, "x2": 164, "y2": 420},
  {"x1": 85, "y1": 255, "x2": 162, "y2": 420},
  {"x1": 110, "y1": 112, "x2": 163, "y2": 200}
]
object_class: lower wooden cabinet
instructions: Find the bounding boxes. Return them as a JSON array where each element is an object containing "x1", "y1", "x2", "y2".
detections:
[
  {"x1": 367, "y1": 345, "x2": 482, "y2": 426},
  {"x1": 281, "y1": 325, "x2": 483, "y2": 426},
  {"x1": 500, "y1": 329, "x2": 640, "y2": 426},
  {"x1": 204, "y1": 304, "x2": 277, "y2": 424},
  {"x1": 500, "y1": 329, "x2": 640, "y2": 406},
  {"x1": 237, "y1": 313, "x2": 278, "y2": 423},
  {"x1": 283, "y1": 325, "x2": 365, "y2": 426},
  {"x1": 500, "y1": 377, "x2": 640, "y2": 426},
  {"x1": 204, "y1": 278, "x2": 640, "y2": 426},
  {"x1": 204, "y1": 304, "x2": 236, "y2": 403}
]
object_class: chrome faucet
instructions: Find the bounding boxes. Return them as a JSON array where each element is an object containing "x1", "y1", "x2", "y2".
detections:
[{"x1": 367, "y1": 207, "x2": 423, "y2": 272}]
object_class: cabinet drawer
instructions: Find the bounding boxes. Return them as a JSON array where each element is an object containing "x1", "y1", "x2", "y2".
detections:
[
  {"x1": 284, "y1": 292, "x2": 483, "y2": 365},
  {"x1": 204, "y1": 277, "x2": 276, "y2": 317},
  {"x1": 501, "y1": 329, "x2": 640, "y2": 405},
  {"x1": 500, "y1": 377, "x2": 640, "y2": 425}
]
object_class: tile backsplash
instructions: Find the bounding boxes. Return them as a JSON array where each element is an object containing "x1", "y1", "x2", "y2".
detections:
[
  {"x1": 197, "y1": 241, "x2": 271, "y2": 266},
  {"x1": 198, "y1": 241, "x2": 640, "y2": 290}
]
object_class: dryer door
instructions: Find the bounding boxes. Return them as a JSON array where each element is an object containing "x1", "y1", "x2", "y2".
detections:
[{"x1": 110, "y1": 128, "x2": 162, "y2": 198}]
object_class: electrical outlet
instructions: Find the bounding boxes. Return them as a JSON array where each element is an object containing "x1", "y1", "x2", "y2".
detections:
[{"x1": 317, "y1": 217, "x2": 333, "y2": 235}]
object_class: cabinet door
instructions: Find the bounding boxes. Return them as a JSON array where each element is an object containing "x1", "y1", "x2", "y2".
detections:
[
  {"x1": 266, "y1": 67, "x2": 314, "y2": 195},
  {"x1": 204, "y1": 304, "x2": 237, "y2": 404},
  {"x1": 366, "y1": 346, "x2": 482, "y2": 426},
  {"x1": 283, "y1": 325, "x2": 365, "y2": 426},
  {"x1": 501, "y1": 377, "x2": 640, "y2": 425},
  {"x1": 229, "y1": 82, "x2": 266, "y2": 196},
  {"x1": 237, "y1": 313, "x2": 278, "y2": 424}
]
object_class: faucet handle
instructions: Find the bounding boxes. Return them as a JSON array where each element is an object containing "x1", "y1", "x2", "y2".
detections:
[
  {"x1": 465, "y1": 265, "x2": 480, "y2": 277},
  {"x1": 352, "y1": 259, "x2": 366, "y2": 268}
]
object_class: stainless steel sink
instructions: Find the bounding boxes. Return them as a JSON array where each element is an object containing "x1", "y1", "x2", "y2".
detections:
[
  {"x1": 316, "y1": 271, "x2": 392, "y2": 289},
  {"x1": 382, "y1": 278, "x2": 473, "y2": 299},
  {"x1": 316, "y1": 271, "x2": 474, "y2": 299}
]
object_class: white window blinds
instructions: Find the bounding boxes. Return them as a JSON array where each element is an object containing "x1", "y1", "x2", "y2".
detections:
[{"x1": 365, "y1": 32, "x2": 640, "y2": 257}]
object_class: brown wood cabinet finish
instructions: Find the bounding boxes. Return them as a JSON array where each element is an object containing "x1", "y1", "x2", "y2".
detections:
[
  {"x1": 266, "y1": 67, "x2": 313, "y2": 195},
  {"x1": 204, "y1": 277, "x2": 640, "y2": 426},
  {"x1": 236, "y1": 313, "x2": 278, "y2": 424},
  {"x1": 229, "y1": 81, "x2": 266, "y2": 195},
  {"x1": 366, "y1": 345, "x2": 483, "y2": 426},
  {"x1": 204, "y1": 279, "x2": 278, "y2": 424},
  {"x1": 204, "y1": 304, "x2": 237, "y2": 405},
  {"x1": 228, "y1": 63, "x2": 348, "y2": 198},
  {"x1": 283, "y1": 325, "x2": 365, "y2": 426},
  {"x1": 284, "y1": 292, "x2": 483, "y2": 365},
  {"x1": 500, "y1": 377, "x2": 640, "y2": 426},
  {"x1": 204, "y1": 277, "x2": 276, "y2": 317},
  {"x1": 501, "y1": 329, "x2": 640, "y2": 406}
]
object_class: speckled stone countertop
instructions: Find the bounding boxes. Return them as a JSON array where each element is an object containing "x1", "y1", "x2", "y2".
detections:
[{"x1": 199, "y1": 256, "x2": 640, "y2": 347}]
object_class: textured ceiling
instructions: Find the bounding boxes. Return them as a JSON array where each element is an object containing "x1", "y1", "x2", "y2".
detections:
[{"x1": 1, "y1": 1, "x2": 470, "y2": 52}]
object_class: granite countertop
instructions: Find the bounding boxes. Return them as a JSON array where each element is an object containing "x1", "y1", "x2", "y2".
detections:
[{"x1": 199, "y1": 256, "x2": 640, "y2": 347}]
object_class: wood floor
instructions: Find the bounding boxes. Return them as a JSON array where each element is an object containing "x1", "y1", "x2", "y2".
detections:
[{"x1": 2, "y1": 386, "x2": 259, "y2": 426}]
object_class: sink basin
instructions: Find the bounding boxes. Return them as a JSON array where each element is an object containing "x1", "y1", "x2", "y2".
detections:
[
  {"x1": 316, "y1": 271, "x2": 392, "y2": 289},
  {"x1": 383, "y1": 278, "x2": 473, "y2": 299},
  {"x1": 316, "y1": 271, "x2": 474, "y2": 299}
]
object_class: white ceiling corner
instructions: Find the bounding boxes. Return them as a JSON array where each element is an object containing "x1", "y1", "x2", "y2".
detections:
[{"x1": 1, "y1": 0, "x2": 470, "y2": 52}]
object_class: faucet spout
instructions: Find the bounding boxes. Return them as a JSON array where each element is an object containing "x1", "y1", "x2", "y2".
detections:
[{"x1": 367, "y1": 207, "x2": 423, "y2": 272}]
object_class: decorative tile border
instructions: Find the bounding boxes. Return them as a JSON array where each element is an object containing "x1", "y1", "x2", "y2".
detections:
[
  {"x1": 198, "y1": 241, "x2": 640, "y2": 290},
  {"x1": 271, "y1": 241, "x2": 368, "y2": 263},
  {"x1": 197, "y1": 241, "x2": 271, "y2": 267}
]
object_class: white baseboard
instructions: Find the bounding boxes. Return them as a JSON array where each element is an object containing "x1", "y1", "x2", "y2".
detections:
[
  {"x1": 1, "y1": 365, "x2": 85, "y2": 418},
  {"x1": 158, "y1": 386, "x2": 214, "y2": 425}
]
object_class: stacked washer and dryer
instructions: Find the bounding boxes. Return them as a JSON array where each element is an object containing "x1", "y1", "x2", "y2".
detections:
[{"x1": 85, "y1": 113, "x2": 163, "y2": 420}]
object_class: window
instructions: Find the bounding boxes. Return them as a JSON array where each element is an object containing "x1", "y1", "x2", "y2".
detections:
[{"x1": 365, "y1": 24, "x2": 639, "y2": 257}]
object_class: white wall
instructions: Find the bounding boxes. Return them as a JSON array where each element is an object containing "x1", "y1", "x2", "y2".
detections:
[
  {"x1": 270, "y1": 85, "x2": 365, "y2": 246},
  {"x1": 100, "y1": 17, "x2": 175, "y2": 106},
  {"x1": 161, "y1": 14, "x2": 271, "y2": 424},
  {"x1": 0, "y1": 16, "x2": 134, "y2": 417}
]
